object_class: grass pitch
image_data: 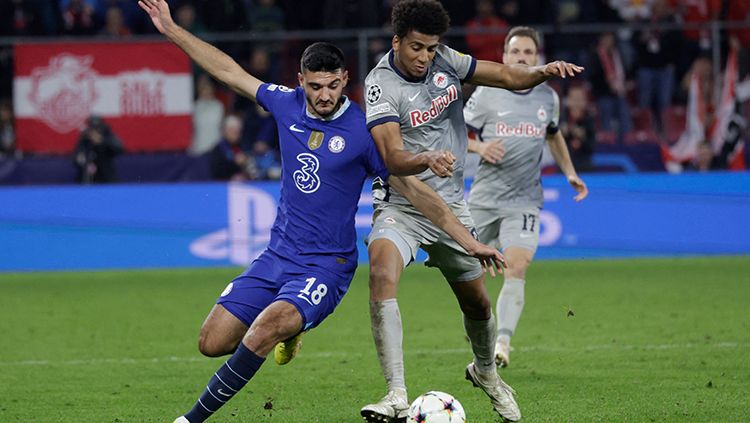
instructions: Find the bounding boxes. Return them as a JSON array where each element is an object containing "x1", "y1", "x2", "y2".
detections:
[{"x1": 0, "y1": 256, "x2": 748, "y2": 422}]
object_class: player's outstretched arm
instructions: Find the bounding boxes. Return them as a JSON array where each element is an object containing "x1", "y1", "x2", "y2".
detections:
[
  {"x1": 388, "y1": 175, "x2": 506, "y2": 276},
  {"x1": 546, "y1": 131, "x2": 588, "y2": 202},
  {"x1": 371, "y1": 122, "x2": 456, "y2": 177},
  {"x1": 468, "y1": 60, "x2": 584, "y2": 91},
  {"x1": 138, "y1": 0, "x2": 262, "y2": 101}
]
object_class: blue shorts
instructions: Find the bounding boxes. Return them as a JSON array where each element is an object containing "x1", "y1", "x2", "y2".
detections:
[{"x1": 216, "y1": 249, "x2": 355, "y2": 332}]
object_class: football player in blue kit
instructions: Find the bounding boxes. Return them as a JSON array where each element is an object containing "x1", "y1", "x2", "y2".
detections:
[{"x1": 139, "y1": 1, "x2": 505, "y2": 422}]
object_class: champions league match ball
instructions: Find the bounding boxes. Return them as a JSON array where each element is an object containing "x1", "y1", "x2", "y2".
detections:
[{"x1": 407, "y1": 391, "x2": 466, "y2": 423}]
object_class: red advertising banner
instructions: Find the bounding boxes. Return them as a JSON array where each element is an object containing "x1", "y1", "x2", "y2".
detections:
[{"x1": 14, "y1": 42, "x2": 193, "y2": 153}]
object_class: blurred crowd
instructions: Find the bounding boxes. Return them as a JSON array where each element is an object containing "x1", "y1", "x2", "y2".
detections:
[{"x1": 1, "y1": 0, "x2": 749, "y2": 181}]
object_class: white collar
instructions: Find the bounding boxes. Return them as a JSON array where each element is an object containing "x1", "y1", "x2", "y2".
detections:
[{"x1": 305, "y1": 96, "x2": 351, "y2": 121}]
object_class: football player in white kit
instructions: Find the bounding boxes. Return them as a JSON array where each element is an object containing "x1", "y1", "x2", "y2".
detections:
[{"x1": 362, "y1": 2, "x2": 584, "y2": 421}]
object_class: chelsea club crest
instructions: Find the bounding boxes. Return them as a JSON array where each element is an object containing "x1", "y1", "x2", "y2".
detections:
[{"x1": 328, "y1": 136, "x2": 345, "y2": 153}]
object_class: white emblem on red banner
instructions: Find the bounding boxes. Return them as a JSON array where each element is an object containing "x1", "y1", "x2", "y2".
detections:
[
  {"x1": 118, "y1": 70, "x2": 167, "y2": 116},
  {"x1": 28, "y1": 54, "x2": 98, "y2": 134}
]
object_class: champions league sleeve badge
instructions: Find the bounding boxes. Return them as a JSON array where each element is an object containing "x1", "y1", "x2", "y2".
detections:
[{"x1": 366, "y1": 84, "x2": 382, "y2": 104}]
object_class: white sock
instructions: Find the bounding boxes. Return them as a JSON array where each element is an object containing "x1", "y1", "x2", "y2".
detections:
[
  {"x1": 370, "y1": 299, "x2": 406, "y2": 392},
  {"x1": 496, "y1": 278, "x2": 525, "y2": 342},
  {"x1": 463, "y1": 314, "x2": 497, "y2": 374}
]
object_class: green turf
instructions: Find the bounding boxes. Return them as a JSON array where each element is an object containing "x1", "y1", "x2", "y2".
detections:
[{"x1": 0, "y1": 257, "x2": 749, "y2": 422}]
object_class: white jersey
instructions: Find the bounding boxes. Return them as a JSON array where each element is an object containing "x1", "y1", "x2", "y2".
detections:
[
  {"x1": 365, "y1": 45, "x2": 477, "y2": 205},
  {"x1": 464, "y1": 84, "x2": 560, "y2": 209}
]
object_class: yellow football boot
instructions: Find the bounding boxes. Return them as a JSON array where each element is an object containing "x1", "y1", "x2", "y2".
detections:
[{"x1": 274, "y1": 332, "x2": 304, "y2": 365}]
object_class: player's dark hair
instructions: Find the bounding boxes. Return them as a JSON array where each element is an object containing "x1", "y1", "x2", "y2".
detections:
[
  {"x1": 505, "y1": 26, "x2": 541, "y2": 51},
  {"x1": 300, "y1": 42, "x2": 346, "y2": 73},
  {"x1": 391, "y1": 0, "x2": 450, "y2": 39}
]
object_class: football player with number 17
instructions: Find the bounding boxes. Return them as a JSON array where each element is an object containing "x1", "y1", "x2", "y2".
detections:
[
  {"x1": 464, "y1": 26, "x2": 589, "y2": 370},
  {"x1": 362, "y1": 2, "x2": 583, "y2": 422},
  {"x1": 138, "y1": 0, "x2": 505, "y2": 422}
]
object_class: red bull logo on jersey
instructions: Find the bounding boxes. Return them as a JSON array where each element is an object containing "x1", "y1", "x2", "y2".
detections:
[
  {"x1": 495, "y1": 122, "x2": 546, "y2": 137},
  {"x1": 409, "y1": 84, "x2": 458, "y2": 127}
]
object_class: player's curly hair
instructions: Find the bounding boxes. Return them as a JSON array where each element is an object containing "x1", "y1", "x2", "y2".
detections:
[
  {"x1": 300, "y1": 42, "x2": 345, "y2": 73},
  {"x1": 391, "y1": 0, "x2": 450, "y2": 39}
]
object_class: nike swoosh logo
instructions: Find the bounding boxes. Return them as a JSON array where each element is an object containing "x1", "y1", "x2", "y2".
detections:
[
  {"x1": 408, "y1": 92, "x2": 420, "y2": 102},
  {"x1": 289, "y1": 124, "x2": 305, "y2": 133},
  {"x1": 217, "y1": 388, "x2": 232, "y2": 397},
  {"x1": 497, "y1": 111, "x2": 512, "y2": 117}
]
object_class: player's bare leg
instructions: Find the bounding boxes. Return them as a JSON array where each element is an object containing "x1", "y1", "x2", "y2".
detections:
[
  {"x1": 197, "y1": 304, "x2": 249, "y2": 357},
  {"x1": 495, "y1": 246, "x2": 533, "y2": 367},
  {"x1": 362, "y1": 239, "x2": 409, "y2": 423},
  {"x1": 241, "y1": 301, "x2": 303, "y2": 356},
  {"x1": 450, "y1": 276, "x2": 521, "y2": 422},
  {"x1": 176, "y1": 301, "x2": 303, "y2": 423}
]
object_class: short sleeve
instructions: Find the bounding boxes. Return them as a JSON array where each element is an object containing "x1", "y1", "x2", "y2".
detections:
[
  {"x1": 364, "y1": 72, "x2": 401, "y2": 130},
  {"x1": 547, "y1": 89, "x2": 561, "y2": 135},
  {"x1": 255, "y1": 83, "x2": 297, "y2": 116},
  {"x1": 463, "y1": 87, "x2": 488, "y2": 137},
  {"x1": 550, "y1": 90, "x2": 561, "y2": 126},
  {"x1": 437, "y1": 44, "x2": 477, "y2": 81}
]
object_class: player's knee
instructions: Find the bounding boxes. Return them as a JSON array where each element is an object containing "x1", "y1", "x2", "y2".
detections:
[
  {"x1": 368, "y1": 264, "x2": 399, "y2": 297},
  {"x1": 198, "y1": 332, "x2": 232, "y2": 357},
  {"x1": 244, "y1": 321, "x2": 290, "y2": 355},
  {"x1": 506, "y1": 269, "x2": 527, "y2": 280},
  {"x1": 507, "y1": 257, "x2": 532, "y2": 279},
  {"x1": 460, "y1": 294, "x2": 492, "y2": 320}
]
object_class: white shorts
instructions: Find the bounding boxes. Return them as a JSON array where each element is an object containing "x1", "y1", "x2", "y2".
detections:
[
  {"x1": 470, "y1": 206, "x2": 540, "y2": 254},
  {"x1": 367, "y1": 201, "x2": 484, "y2": 282}
]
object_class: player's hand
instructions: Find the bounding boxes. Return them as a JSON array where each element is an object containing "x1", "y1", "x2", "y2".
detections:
[
  {"x1": 138, "y1": 0, "x2": 174, "y2": 34},
  {"x1": 421, "y1": 150, "x2": 456, "y2": 177},
  {"x1": 542, "y1": 60, "x2": 584, "y2": 79},
  {"x1": 467, "y1": 241, "x2": 507, "y2": 278},
  {"x1": 567, "y1": 174, "x2": 588, "y2": 201},
  {"x1": 478, "y1": 139, "x2": 505, "y2": 164}
]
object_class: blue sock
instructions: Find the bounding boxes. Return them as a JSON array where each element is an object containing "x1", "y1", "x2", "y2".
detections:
[{"x1": 183, "y1": 342, "x2": 265, "y2": 423}]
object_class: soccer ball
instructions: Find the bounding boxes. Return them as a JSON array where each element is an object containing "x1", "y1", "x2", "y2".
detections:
[{"x1": 407, "y1": 391, "x2": 466, "y2": 423}]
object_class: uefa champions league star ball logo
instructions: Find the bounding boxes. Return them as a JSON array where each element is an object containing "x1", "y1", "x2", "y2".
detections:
[
  {"x1": 328, "y1": 136, "x2": 345, "y2": 153},
  {"x1": 432, "y1": 72, "x2": 448, "y2": 88},
  {"x1": 366, "y1": 84, "x2": 382, "y2": 104},
  {"x1": 29, "y1": 54, "x2": 99, "y2": 134}
]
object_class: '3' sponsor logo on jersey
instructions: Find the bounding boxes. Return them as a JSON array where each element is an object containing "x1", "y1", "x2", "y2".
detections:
[{"x1": 293, "y1": 153, "x2": 321, "y2": 193}]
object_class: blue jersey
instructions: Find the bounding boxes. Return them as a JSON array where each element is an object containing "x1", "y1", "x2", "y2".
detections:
[{"x1": 256, "y1": 83, "x2": 388, "y2": 271}]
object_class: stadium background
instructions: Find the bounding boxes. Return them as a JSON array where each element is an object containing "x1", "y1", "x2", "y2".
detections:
[
  {"x1": 1, "y1": 0, "x2": 749, "y2": 267},
  {"x1": 0, "y1": 1, "x2": 749, "y2": 422}
]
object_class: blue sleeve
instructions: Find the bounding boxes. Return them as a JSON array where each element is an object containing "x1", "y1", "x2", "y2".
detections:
[
  {"x1": 364, "y1": 134, "x2": 389, "y2": 180},
  {"x1": 255, "y1": 83, "x2": 297, "y2": 116}
]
